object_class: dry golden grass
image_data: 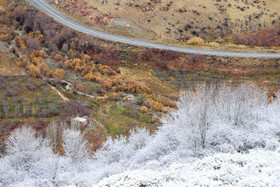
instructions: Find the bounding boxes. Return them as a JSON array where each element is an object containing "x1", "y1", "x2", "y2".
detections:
[
  {"x1": 120, "y1": 67, "x2": 179, "y2": 100},
  {"x1": 0, "y1": 51, "x2": 25, "y2": 76},
  {"x1": 187, "y1": 37, "x2": 205, "y2": 45},
  {"x1": 153, "y1": 94, "x2": 177, "y2": 108},
  {"x1": 0, "y1": 0, "x2": 7, "y2": 9},
  {"x1": 208, "y1": 42, "x2": 219, "y2": 48}
]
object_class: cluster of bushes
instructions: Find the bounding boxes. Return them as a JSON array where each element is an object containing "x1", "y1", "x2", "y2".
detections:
[
  {"x1": 234, "y1": 28, "x2": 280, "y2": 47},
  {"x1": 133, "y1": 94, "x2": 170, "y2": 113},
  {"x1": 3, "y1": 8, "x2": 155, "y2": 95},
  {"x1": 11, "y1": 32, "x2": 65, "y2": 79},
  {"x1": 0, "y1": 6, "x2": 175, "y2": 121},
  {"x1": 56, "y1": 53, "x2": 151, "y2": 94}
]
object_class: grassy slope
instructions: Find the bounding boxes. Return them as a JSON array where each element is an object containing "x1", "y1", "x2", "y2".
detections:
[
  {"x1": 120, "y1": 67, "x2": 179, "y2": 100},
  {"x1": 0, "y1": 50, "x2": 25, "y2": 76}
]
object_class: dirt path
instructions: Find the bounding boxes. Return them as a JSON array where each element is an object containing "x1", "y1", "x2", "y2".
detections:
[{"x1": 49, "y1": 84, "x2": 69, "y2": 102}]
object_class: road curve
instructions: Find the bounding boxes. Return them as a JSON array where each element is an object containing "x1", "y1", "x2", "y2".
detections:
[{"x1": 27, "y1": 0, "x2": 280, "y2": 58}]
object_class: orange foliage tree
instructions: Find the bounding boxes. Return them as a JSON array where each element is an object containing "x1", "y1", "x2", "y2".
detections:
[{"x1": 55, "y1": 69, "x2": 65, "y2": 79}]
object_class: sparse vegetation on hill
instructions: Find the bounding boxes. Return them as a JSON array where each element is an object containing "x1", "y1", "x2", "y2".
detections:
[{"x1": 52, "y1": 0, "x2": 280, "y2": 46}]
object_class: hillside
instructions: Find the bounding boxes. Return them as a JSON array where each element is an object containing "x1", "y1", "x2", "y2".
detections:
[
  {"x1": 1, "y1": 0, "x2": 280, "y2": 148},
  {"x1": 52, "y1": 0, "x2": 280, "y2": 45},
  {"x1": 0, "y1": 0, "x2": 280, "y2": 186}
]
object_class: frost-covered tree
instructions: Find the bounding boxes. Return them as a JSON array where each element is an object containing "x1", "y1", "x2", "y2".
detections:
[
  {"x1": 62, "y1": 129, "x2": 89, "y2": 162},
  {"x1": 131, "y1": 84, "x2": 279, "y2": 166},
  {"x1": 0, "y1": 126, "x2": 56, "y2": 186},
  {"x1": 95, "y1": 128, "x2": 150, "y2": 165},
  {"x1": 0, "y1": 84, "x2": 279, "y2": 186}
]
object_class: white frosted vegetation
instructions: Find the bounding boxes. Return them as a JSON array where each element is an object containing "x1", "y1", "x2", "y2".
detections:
[
  {"x1": 0, "y1": 127, "x2": 57, "y2": 187},
  {"x1": 96, "y1": 149, "x2": 280, "y2": 187},
  {"x1": 63, "y1": 129, "x2": 89, "y2": 161},
  {"x1": 0, "y1": 84, "x2": 279, "y2": 186}
]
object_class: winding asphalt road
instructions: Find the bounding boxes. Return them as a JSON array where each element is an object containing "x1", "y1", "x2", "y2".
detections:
[{"x1": 27, "y1": 0, "x2": 280, "y2": 58}]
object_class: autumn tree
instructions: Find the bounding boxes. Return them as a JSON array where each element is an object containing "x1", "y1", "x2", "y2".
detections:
[
  {"x1": 25, "y1": 36, "x2": 42, "y2": 51},
  {"x1": 17, "y1": 55, "x2": 29, "y2": 68},
  {"x1": 27, "y1": 64, "x2": 40, "y2": 77},
  {"x1": 55, "y1": 69, "x2": 65, "y2": 79}
]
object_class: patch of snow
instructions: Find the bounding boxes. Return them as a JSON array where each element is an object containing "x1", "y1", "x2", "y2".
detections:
[{"x1": 74, "y1": 117, "x2": 87, "y2": 123}]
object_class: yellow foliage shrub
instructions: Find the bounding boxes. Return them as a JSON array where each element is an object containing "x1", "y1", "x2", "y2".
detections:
[
  {"x1": 34, "y1": 49, "x2": 48, "y2": 58},
  {"x1": 0, "y1": 34, "x2": 8, "y2": 41},
  {"x1": 17, "y1": 55, "x2": 29, "y2": 68},
  {"x1": 84, "y1": 72, "x2": 95, "y2": 81},
  {"x1": 54, "y1": 53, "x2": 63, "y2": 62},
  {"x1": 143, "y1": 99, "x2": 155, "y2": 109},
  {"x1": 151, "y1": 102, "x2": 164, "y2": 112},
  {"x1": 36, "y1": 34, "x2": 44, "y2": 43},
  {"x1": 187, "y1": 37, "x2": 205, "y2": 45},
  {"x1": 27, "y1": 64, "x2": 40, "y2": 77},
  {"x1": 82, "y1": 54, "x2": 91, "y2": 62},
  {"x1": 40, "y1": 63, "x2": 53, "y2": 77},
  {"x1": 140, "y1": 106, "x2": 148, "y2": 113},
  {"x1": 15, "y1": 36, "x2": 26, "y2": 49}
]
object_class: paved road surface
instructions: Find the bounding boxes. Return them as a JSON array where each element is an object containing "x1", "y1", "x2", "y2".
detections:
[{"x1": 27, "y1": 0, "x2": 280, "y2": 58}]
